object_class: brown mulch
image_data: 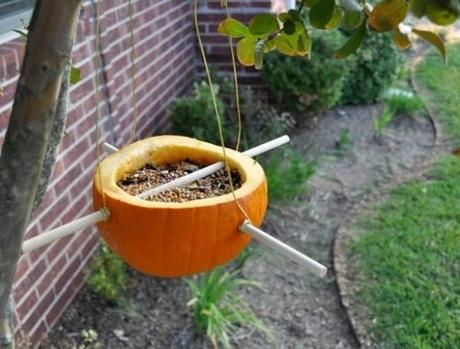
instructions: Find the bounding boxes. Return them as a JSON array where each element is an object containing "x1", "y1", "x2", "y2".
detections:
[{"x1": 118, "y1": 160, "x2": 241, "y2": 202}]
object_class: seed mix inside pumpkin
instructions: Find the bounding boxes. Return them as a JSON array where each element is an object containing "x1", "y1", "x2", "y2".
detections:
[{"x1": 118, "y1": 159, "x2": 242, "y2": 202}]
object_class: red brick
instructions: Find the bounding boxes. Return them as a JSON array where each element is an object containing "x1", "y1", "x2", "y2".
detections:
[{"x1": 16, "y1": 290, "x2": 38, "y2": 320}]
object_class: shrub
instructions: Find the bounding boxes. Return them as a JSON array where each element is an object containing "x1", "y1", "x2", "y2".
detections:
[
  {"x1": 340, "y1": 33, "x2": 402, "y2": 105},
  {"x1": 186, "y1": 267, "x2": 271, "y2": 348},
  {"x1": 263, "y1": 147, "x2": 315, "y2": 202},
  {"x1": 86, "y1": 244, "x2": 126, "y2": 303},
  {"x1": 239, "y1": 86, "x2": 295, "y2": 148},
  {"x1": 171, "y1": 81, "x2": 235, "y2": 145},
  {"x1": 171, "y1": 78, "x2": 295, "y2": 149},
  {"x1": 261, "y1": 30, "x2": 349, "y2": 112}
]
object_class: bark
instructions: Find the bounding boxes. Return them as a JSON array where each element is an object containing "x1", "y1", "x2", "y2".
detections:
[
  {"x1": 0, "y1": 1, "x2": 83, "y2": 346},
  {"x1": 33, "y1": 66, "x2": 69, "y2": 211}
]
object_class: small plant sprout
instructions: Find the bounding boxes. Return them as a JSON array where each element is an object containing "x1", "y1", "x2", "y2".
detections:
[
  {"x1": 186, "y1": 267, "x2": 272, "y2": 348},
  {"x1": 335, "y1": 128, "x2": 351, "y2": 157}
]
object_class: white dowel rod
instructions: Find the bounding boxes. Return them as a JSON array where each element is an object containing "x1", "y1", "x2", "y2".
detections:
[
  {"x1": 241, "y1": 135, "x2": 289, "y2": 158},
  {"x1": 240, "y1": 221, "x2": 328, "y2": 278},
  {"x1": 102, "y1": 142, "x2": 118, "y2": 153},
  {"x1": 21, "y1": 210, "x2": 107, "y2": 254},
  {"x1": 138, "y1": 135, "x2": 290, "y2": 199}
]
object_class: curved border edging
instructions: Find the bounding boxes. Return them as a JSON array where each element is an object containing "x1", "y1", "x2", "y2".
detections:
[{"x1": 333, "y1": 52, "x2": 448, "y2": 349}]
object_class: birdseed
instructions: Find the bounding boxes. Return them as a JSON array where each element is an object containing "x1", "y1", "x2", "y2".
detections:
[{"x1": 118, "y1": 159, "x2": 241, "y2": 202}]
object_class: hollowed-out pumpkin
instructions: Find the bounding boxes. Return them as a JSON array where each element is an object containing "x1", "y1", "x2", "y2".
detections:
[{"x1": 93, "y1": 135, "x2": 268, "y2": 277}]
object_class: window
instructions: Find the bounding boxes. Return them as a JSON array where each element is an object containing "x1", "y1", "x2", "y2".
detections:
[{"x1": 0, "y1": 0, "x2": 35, "y2": 35}]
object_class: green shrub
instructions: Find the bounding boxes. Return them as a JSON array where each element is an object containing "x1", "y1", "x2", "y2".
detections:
[
  {"x1": 340, "y1": 33, "x2": 402, "y2": 105},
  {"x1": 86, "y1": 245, "x2": 126, "y2": 303},
  {"x1": 186, "y1": 267, "x2": 271, "y2": 348},
  {"x1": 264, "y1": 148, "x2": 315, "y2": 202},
  {"x1": 171, "y1": 81, "x2": 235, "y2": 145},
  {"x1": 171, "y1": 78, "x2": 295, "y2": 149},
  {"x1": 262, "y1": 30, "x2": 349, "y2": 112},
  {"x1": 239, "y1": 86, "x2": 295, "y2": 148}
]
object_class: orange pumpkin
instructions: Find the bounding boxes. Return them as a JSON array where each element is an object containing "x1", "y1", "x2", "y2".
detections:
[{"x1": 93, "y1": 135, "x2": 268, "y2": 277}]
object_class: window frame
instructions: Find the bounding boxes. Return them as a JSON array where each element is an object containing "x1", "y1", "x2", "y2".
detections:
[{"x1": 0, "y1": 6, "x2": 34, "y2": 36}]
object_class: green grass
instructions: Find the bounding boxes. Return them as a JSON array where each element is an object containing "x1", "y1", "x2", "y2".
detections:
[
  {"x1": 351, "y1": 156, "x2": 460, "y2": 348},
  {"x1": 415, "y1": 43, "x2": 460, "y2": 144}
]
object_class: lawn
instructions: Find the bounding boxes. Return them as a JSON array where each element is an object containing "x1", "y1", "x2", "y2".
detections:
[
  {"x1": 415, "y1": 43, "x2": 460, "y2": 144},
  {"x1": 349, "y1": 43, "x2": 460, "y2": 348},
  {"x1": 352, "y1": 156, "x2": 460, "y2": 348}
]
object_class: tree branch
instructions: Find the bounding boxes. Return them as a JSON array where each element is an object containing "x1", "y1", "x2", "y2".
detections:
[{"x1": 0, "y1": 1, "x2": 83, "y2": 346}]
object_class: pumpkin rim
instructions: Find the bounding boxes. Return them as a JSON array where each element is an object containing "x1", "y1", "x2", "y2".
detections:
[{"x1": 93, "y1": 135, "x2": 266, "y2": 209}]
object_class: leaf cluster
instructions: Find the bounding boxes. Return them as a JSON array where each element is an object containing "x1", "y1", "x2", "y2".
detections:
[{"x1": 217, "y1": 0, "x2": 456, "y2": 66}]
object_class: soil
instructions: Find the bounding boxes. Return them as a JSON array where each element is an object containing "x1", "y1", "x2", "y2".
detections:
[
  {"x1": 41, "y1": 103, "x2": 438, "y2": 349},
  {"x1": 118, "y1": 160, "x2": 241, "y2": 202}
]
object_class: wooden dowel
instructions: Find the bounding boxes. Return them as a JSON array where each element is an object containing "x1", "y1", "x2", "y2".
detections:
[
  {"x1": 102, "y1": 142, "x2": 118, "y2": 153},
  {"x1": 21, "y1": 209, "x2": 107, "y2": 254},
  {"x1": 240, "y1": 220, "x2": 328, "y2": 278}
]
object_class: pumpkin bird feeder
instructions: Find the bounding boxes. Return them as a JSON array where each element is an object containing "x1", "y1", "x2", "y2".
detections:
[
  {"x1": 93, "y1": 135, "x2": 268, "y2": 277},
  {"x1": 20, "y1": 0, "x2": 328, "y2": 281}
]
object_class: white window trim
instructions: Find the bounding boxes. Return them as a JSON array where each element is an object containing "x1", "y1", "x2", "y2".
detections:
[
  {"x1": 287, "y1": 0, "x2": 296, "y2": 9},
  {"x1": 0, "y1": 9, "x2": 33, "y2": 37}
]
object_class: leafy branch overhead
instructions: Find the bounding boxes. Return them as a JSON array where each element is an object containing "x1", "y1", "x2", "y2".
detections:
[{"x1": 217, "y1": 0, "x2": 459, "y2": 68}]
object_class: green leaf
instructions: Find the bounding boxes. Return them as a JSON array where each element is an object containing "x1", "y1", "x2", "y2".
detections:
[
  {"x1": 254, "y1": 40, "x2": 265, "y2": 70},
  {"x1": 249, "y1": 14, "x2": 279, "y2": 36},
  {"x1": 410, "y1": 0, "x2": 427, "y2": 17},
  {"x1": 296, "y1": 31, "x2": 311, "y2": 55},
  {"x1": 303, "y1": 0, "x2": 319, "y2": 7},
  {"x1": 425, "y1": 1, "x2": 459, "y2": 25},
  {"x1": 278, "y1": 12, "x2": 290, "y2": 23},
  {"x1": 369, "y1": 0, "x2": 408, "y2": 32},
  {"x1": 13, "y1": 29, "x2": 28, "y2": 38},
  {"x1": 217, "y1": 18, "x2": 250, "y2": 38},
  {"x1": 283, "y1": 19, "x2": 296, "y2": 35},
  {"x1": 412, "y1": 28, "x2": 447, "y2": 63},
  {"x1": 273, "y1": 31, "x2": 310, "y2": 57},
  {"x1": 336, "y1": 21, "x2": 366, "y2": 59},
  {"x1": 393, "y1": 27, "x2": 411, "y2": 49},
  {"x1": 70, "y1": 65, "x2": 82, "y2": 84},
  {"x1": 237, "y1": 37, "x2": 257, "y2": 66},
  {"x1": 287, "y1": 9, "x2": 302, "y2": 22},
  {"x1": 325, "y1": 6, "x2": 343, "y2": 29},
  {"x1": 309, "y1": 0, "x2": 336, "y2": 29},
  {"x1": 342, "y1": 10, "x2": 362, "y2": 30}
]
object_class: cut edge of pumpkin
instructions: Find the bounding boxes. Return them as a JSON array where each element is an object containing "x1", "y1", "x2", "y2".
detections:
[{"x1": 93, "y1": 135, "x2": 267, "y2": 209}]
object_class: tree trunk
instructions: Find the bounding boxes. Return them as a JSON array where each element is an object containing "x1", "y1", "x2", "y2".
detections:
[{"x1": 0, "y1": 1, "x2": 83, "y2": 346}]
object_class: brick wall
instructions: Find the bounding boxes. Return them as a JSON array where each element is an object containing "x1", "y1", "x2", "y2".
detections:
[
  {"x1": 1, "y1": 0, "x2": 195, "y2": 346},
  {"x1": 0, "y1": 0, "x2": 274, "y2": 347},
  {"x1": 196, "y1": 0, "x2": 272, "y2": 87}
]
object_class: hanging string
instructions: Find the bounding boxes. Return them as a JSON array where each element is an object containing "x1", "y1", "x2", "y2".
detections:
[
  {"x1": 223, "y1": 1, "x2": 243, "y2": 151},
  {"x1": 128, "y1": 0, "x2": 139, "y2": 143},
  {"x1": 194, "y1": 0, "x2": 251, "y2": 223},
  {"x1": 92, "y1": 0, "x2": 107, "y2": 209}
]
